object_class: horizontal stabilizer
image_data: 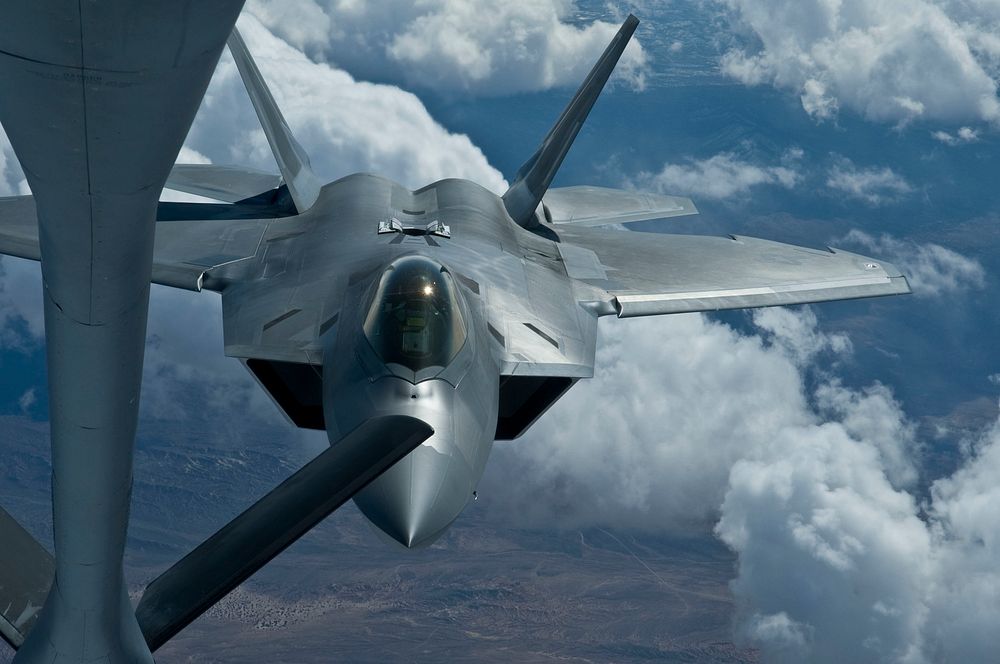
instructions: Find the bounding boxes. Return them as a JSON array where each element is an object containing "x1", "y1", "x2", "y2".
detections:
[
  {"x1": 502, "y1": 15, "x2": 639, "y2": 227},
  {"x1": 543, "y1": 185, "x2": 697, "y2": 227},
  {"x1": 0, "y1": 507, "x2": 54, "y2": 649},
  {"x1": 136, "y1": 415, "x2": 433, "y2": 651},
  {"x1": 165, "y1": 164, "x2": 282, "y2": 203},
  {"x1": 228, "y1": 27, "x2": 323, "y2": 213}
]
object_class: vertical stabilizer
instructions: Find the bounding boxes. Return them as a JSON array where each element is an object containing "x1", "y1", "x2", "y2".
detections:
[
  {"x1": 502, "y1": 15, "x2": 639, "y2": 227},
  {"x1": 228, "y1": 28, "x2": 323, "y2": 213}
]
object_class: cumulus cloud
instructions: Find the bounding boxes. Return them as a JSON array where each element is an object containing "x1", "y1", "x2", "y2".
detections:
[
  {"x1": 717, "y1": 422, "x2": 933, "y2": 664},
  {"x1": 719, "y1": 398, "x2": 1000, "y2": 663},
  {"x1": 488, "y1": 309, "x2": 855, "y2": 532},
  {"x1": 487, "y1": 308, "x2": 933, "y2": 663},
  {"x1": 815, "y1": 381, "x2": 920, "y2": 489},
  {"x1": 926, "y1": 418, "x2": 1000, "y2": 661},
  {"x1": 932, "y1": 126, "x2": 981, "y2": 145},
  {"x1": 841, "y1": 230, "x2": 986, "y2": 297},
  {"x1": 752, "y1": 306, "x2": 851, "y2": 365},
  {"x1": 632, "y1": 151, "x2": 801, "y2": 200},
  {"x1": 717, "y1": 0, "x2": 1000, "y2": 125},
  {"x1": 245, "y1": 0, "x2": 647, "y2": 95},
  {"x1": 826, "y1": 159, "x2": 913, "y2": 205},
  {"x1": 719, "y1": 396, "x2": 1000, "y2": 664},
  {"x1": 486, "y1": 300, "x2": 1000, "y2": 662},
  {"x1": 185, "y1": 13, "x2": 506, "y2": 193}
]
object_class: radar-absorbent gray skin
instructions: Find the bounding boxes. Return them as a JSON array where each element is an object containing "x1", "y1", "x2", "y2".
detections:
[{"x1": 0, "y1": 9, "x2": 910, "y2": 661}]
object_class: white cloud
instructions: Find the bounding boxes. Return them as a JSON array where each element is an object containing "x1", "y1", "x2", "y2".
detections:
[
  {"x1": 815, "y1": 381, "x2": 920, "y2": 489},
  {"x1": 800, "y1": 78, "x2": 839, "y2": 121},
  {"x1": 633, "y1": 151, "x2": 801, "y2": 200},
  {"x1": 717, "y1": 0, "x2": 1000, "y2": 125},
  {"x1": 486, "y1": 302, "x2": 1000, "y2": 662},
  {"x1": 717, "y1": 421, "x2": 933, "y2": 664},
  {"x1": 742, "y1": 612, "x2": 812, "y2": 657},
  {"x1": 932, "y1": 126, "x2": 981, "y2": 145},
  {"x1": 826, "y1": 159, "x2": 913, "y2": 204},
  {"x1": 842, "y1": 230, "x2": 986, "y2": 297},
  {"x1": 926, "y1": 418, "x2": 1000, "y2": 661},
  {"x1": 245, "y1": 0, "x2": 648, "y2": 95},
  {"x1": 177, "y1": 146, "x2": 211, "y2": 165},
  {"x1": 185, "y1": 13, "x2": 507, "y2": 193},
  {"x1": 752, "y1": 306, "x2": 851, "y2": 365},
  {"x1": 488, "y1": 308, "x2": 859, "y2": 532},
  {"x1": 493, "y1": 309, "x2": 926, "y2": 663},
  {"x1": 719, "y1": 392, "x2": 1000, "y2": 663}
]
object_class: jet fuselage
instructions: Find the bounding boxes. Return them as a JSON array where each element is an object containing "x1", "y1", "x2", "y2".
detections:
[{"x1": 218, "y1": 173, "x2": 586, "y2": 547}]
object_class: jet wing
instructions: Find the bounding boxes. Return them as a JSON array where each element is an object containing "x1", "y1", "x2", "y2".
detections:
[
  {"x1": 0, "y1": 195, "x2": 269, "y2": 292},
  {"x1": 553, "y1": 226, "x2": 910, "y2": 317},
  {"x1": 543, "y1": 185, "x2": 697, "y2": 226}
]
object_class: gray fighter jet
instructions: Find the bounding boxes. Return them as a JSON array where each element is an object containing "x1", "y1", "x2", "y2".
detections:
[
  {"x1": 0, "y1": 10, "x2": 908, "y2": 661},
  {"x1": 163, "y1": 18, "x2": 909, "y2": 549}
]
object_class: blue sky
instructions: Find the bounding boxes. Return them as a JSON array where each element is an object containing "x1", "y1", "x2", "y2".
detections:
[{"x1": 2, "y1": 1, "x2": 1000, "y2": 662}]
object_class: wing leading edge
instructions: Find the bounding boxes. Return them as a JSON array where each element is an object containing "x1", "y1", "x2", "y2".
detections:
[{"x1": 554, "y1": 225, "x2": 910, "y2": 317}]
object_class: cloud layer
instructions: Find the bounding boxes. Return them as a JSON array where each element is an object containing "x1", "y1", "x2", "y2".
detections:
[
  {"x1": 245, "y1": 0, "x2": 647, "y2": 95},
  {"x1": 490, "y1": 304, "x2": 1000, "y2": 663},
  {"x1": 717, "y1": 0, "x2": 1000, "y2": 126}
]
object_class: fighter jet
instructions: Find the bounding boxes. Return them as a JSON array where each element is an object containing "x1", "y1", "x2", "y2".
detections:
[{"x1": 0, "y1": 11, "x2": 909, "y2": 660}]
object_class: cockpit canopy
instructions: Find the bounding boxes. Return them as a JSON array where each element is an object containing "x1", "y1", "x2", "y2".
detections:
[{"x1": 363, "y1": 256, "x2": 467, "y2": 372}]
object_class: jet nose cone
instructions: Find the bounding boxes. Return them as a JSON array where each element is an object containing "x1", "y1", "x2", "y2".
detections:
[{"x1": 354, "y1": 441, "x2": 473, "y2": 548}]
